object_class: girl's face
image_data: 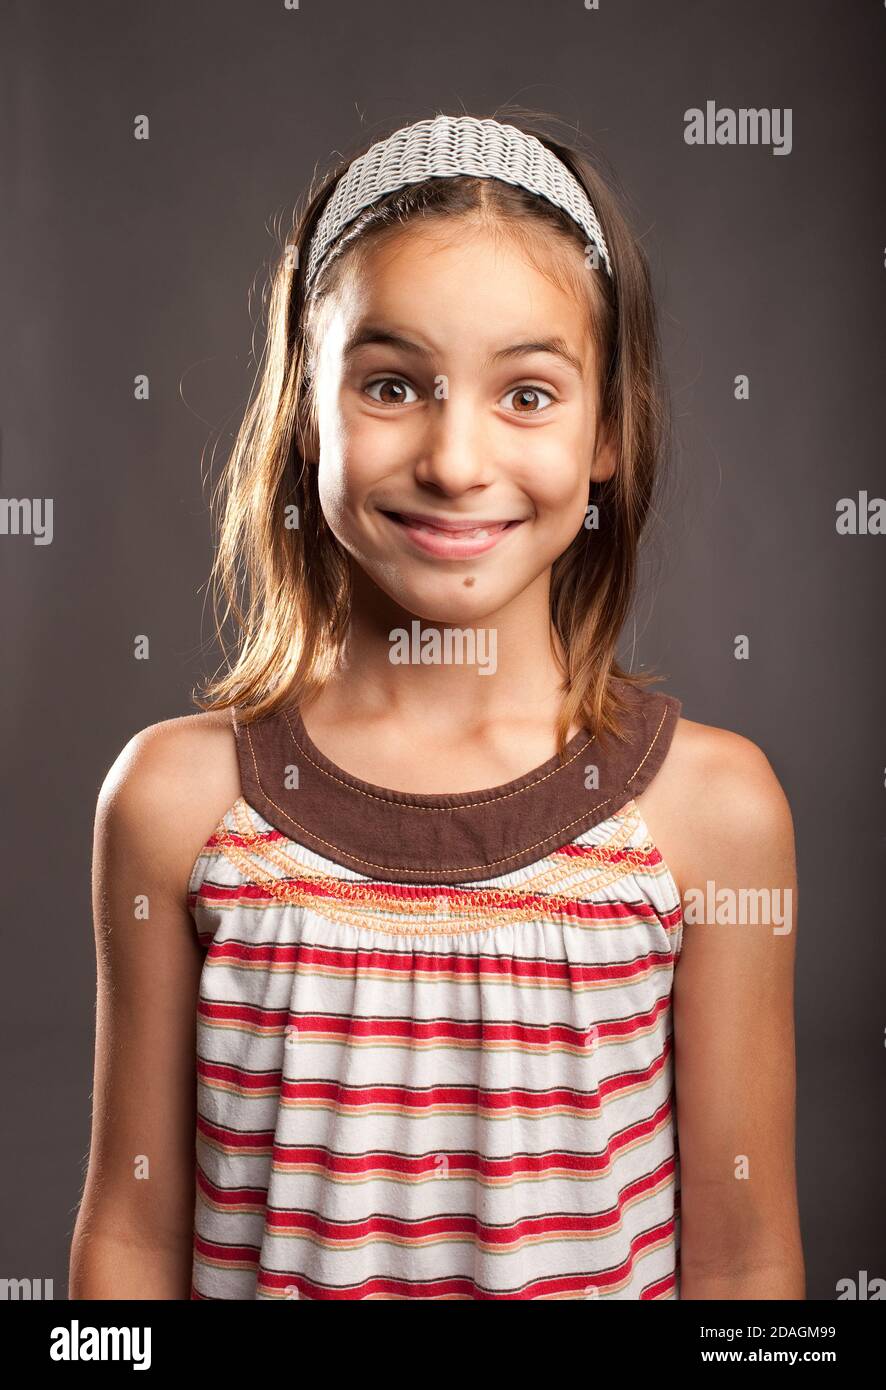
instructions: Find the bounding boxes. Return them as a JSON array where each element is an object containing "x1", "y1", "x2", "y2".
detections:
[{"x1": 311, "y1": 221, "x2": 615, "y2": 623}]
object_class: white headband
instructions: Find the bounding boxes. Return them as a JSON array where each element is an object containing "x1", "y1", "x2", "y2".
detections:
[{"x1": 302, "y1": 113, "x2": 614, "y2": 293}]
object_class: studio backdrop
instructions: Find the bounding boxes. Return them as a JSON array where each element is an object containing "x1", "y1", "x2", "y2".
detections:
[{"x1": 1, "y1": 0, "x2": 883, "y2": 1304}]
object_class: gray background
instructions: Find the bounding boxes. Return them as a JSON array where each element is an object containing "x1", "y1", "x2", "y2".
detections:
[{"x1": 1, "y1": 0, "x2": 883, "y2": 1300}]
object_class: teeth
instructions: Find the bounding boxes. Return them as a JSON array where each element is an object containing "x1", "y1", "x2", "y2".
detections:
[{"x1": 409, "y1": 521, "x2": 500, "y2": 539}]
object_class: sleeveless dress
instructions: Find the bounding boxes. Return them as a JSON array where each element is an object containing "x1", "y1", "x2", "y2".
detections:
[{"x1": 187, "y1": 678, "x2": 684, "y2": 1300}]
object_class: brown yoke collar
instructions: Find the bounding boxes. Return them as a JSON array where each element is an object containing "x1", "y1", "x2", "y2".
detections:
[{"x1": 232, "y1": 678, "x2": 681, "y2": 885}]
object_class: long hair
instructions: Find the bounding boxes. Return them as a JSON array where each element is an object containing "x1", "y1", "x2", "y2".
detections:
[{"x1": 194, "y1": 105, "x2": 672, "y2": 758}]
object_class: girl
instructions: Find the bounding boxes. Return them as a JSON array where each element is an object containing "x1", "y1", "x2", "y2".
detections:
[{"x1": 70, "y1": 110, "x2": 803, "y2": 1300}]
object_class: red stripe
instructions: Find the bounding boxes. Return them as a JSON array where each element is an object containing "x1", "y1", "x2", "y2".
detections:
[
  {"x1": 271, "y1": 1100, "x2": 673, "y2": 1179},
  {"x1": 247, "y1": 1217, "x2": 677, "y2": 1300},
  {"x1": 198, "y1": 1000, "x2": 670, "y2": 1045},
  {"x1": 196, "y1": 1166, "x2": 268, "y2": 1208},
  {"x1": 260, "y1": 1158, "x2": 674, "y2": 1245},
  {"x1": 194, "y1": 1098, "x2": 672, "y2": 1188},
  {"x1": 197, "y1": 1033, "x2": 672, "y2": 1107},
  {"x1": 198, "y1": 995, "x2": 670, "y2": 1048},
  {"x1": 193, "y1": 1232, "x2": 260, "y2": 1267},
  {"x1": 641, "y1": 1270, "x2": 678, "y2": 1299},
  {"x1": 203, "y1": 938, "x2": 675, "y2": 984},
  {"x1": 196, "y1": 1114, "x2": 275, "y2": 1151}
]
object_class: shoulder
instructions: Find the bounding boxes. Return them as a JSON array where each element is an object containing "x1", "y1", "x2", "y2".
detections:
[
  {"x1": 98, "y1": 706, "x2": 239, "y2": 809},
  {"x1": 95, "y1": 706, "x2": 241, "y2": 901},
  {"x1": 635, "y1": 712, "x2": 795, "y2": 899},
  {"x1": 666, "y1": 716, "x2": 791, "y2": 827}
]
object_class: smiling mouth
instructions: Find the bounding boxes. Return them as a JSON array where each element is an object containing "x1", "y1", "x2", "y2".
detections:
[{"x1": 380, "y1": 510, "x2": 523, "y2": 539}]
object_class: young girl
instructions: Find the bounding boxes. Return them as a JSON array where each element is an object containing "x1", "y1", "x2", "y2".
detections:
[{"x1": 70, "y1": 110, "x2": 803, "y2": 1300}]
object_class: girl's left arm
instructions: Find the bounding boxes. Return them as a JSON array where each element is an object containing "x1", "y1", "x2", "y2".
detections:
[{"x1": 671, "y1": 729, "x2": 804, "y2": 1299}]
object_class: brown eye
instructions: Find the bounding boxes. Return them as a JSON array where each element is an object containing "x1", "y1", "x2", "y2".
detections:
[
  {"x1": 365, "y1": 378, "x2": 418, "y2": 406},
  {"x1": 503, "y1": 385, "x2": 555, "y2": 413}
]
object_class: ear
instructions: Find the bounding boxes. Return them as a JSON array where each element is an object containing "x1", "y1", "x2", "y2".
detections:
[{"x1": 590, "y1": 416, "x2": 617, "y2": 484}]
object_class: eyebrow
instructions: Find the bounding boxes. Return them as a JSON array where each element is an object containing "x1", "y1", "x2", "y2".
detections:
[{"x1": 342, "y1": 327, "x2": 585, "y2": 377}]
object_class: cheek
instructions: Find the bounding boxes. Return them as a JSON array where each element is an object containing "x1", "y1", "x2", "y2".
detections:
[
  {"x1": 319, "y1": 386, "x2": 408, "y2": 484},
  {"x1": 316, "y1": 464, "x2": 349, "y2": 536},
  {"x1": 314, "y1": 401, "x2": 373, "y2": 530},
  {"x1": 515, "y1": 424, "x2": 593, "y2": 524}
]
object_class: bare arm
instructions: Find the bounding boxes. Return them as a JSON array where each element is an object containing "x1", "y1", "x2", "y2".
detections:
[
  {"x1": 70, "y1": 715, "x2": 238, "y2": 1299},
  {"x1": 670, "y1": 732, "x2": 804, "y2": 1298}
]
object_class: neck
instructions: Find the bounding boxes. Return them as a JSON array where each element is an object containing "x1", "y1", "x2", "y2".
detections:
[{"x1": 310, "y1": 562, "x2": 573, "y2": 740}]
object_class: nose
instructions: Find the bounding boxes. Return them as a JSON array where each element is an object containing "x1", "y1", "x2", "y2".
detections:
[{"x1": 412, "y1": 390, "x2": 495, "y2": 496}]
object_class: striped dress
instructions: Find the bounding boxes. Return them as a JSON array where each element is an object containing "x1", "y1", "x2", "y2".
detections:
[{"x1": 187, "y1": 678, "x2": 684, "y2": 1300}]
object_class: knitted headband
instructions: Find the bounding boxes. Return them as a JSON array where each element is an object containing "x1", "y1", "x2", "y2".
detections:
[{"x1": 302, "y1": 113, "x2": 614, "y2": 293}]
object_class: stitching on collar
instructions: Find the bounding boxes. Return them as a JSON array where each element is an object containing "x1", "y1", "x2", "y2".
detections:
[
  {"x1": 239, "y1": 704, "x2": 670, "y2": 880},
  {"x1": 282, "y1": 708, "x2": 597, "y2": 811}
]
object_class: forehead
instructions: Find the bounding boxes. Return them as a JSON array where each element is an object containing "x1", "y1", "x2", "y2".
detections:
[{"x1": 316, "y1": 219, "x2": 595, "y2": 369}]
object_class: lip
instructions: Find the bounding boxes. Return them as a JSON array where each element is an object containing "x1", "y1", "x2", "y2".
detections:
[
  {"x1": 379, "y1": 509, "x2": 526, "y2": 559},
  {"x1": 390, "y1": 510, "x2": 522, "y2": 533}
]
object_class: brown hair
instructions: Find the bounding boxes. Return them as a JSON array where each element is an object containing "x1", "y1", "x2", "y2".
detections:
[{"x1": 194, "y1": 105, "x2": 672, "y2": 757}]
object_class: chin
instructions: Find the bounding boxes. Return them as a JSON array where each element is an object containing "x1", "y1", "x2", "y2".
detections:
[{"x1": 381, "y1": 575, "x2": 507, "y2": 627}]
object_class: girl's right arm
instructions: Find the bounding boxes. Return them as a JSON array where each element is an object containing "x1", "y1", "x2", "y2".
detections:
[{"x1": 69, "y1": 714, "x2": 239, "y2": 1299}]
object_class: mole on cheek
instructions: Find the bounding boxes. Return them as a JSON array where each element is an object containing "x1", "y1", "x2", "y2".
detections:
[{"x1": 462, "y1": 577, "x2": 475, "y2": 587}]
